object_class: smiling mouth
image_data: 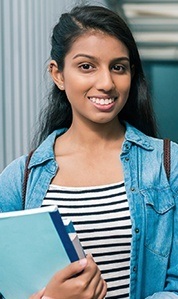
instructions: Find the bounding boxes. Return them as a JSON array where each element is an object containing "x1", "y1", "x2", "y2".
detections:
[{"x1": 88, "y1": 97, "x2": 116, "y2": 105}]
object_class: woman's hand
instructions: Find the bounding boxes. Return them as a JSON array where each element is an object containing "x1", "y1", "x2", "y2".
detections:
[
  {"x1": 29, "y1": 287, "x2": 45, "y2": 299},
  {"x1": 43, "y1": 254, "x2": 107, "y2": 299}
]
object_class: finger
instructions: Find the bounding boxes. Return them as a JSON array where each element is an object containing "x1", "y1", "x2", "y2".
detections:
[
  {"x1": 83, "y1": 254, "x2": 102, "y2": 286},
  {"x1": 50, "y1": 258, "x2": 88, "y2": 284},
  {"x1": 63, "y1": 258, "x2": 88, "y2": 280},
  {"x1": 85, "y1": 269, "x2": 104, "y2": 298},
  {"x1": 96, "y1": 280, "x2": 107, "y2": 299},
  {"x1": 29, "y1": 287, "x2": 45, "y2": 299},
  {"x1": 83, "y1": 255, "x2": 107, "y2": 298}
]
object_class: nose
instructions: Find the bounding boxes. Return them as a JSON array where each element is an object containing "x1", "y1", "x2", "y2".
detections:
[{"x1": 95, "y1": 68, "x2": 114, "y2": 92}]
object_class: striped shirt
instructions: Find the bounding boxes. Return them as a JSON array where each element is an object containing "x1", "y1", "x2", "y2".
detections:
[{"x1": 42, "y1": 181, "x2": 132, "y2": 299}]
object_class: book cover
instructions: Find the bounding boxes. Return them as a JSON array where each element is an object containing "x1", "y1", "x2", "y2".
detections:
[{"x1": 0, "y1": 205, "x2": 84, "y2": 299}]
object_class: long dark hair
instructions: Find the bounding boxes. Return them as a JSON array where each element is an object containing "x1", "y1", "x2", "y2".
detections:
[{"x1": 33, "y1": 5, "x2": 157, "y2": 147}]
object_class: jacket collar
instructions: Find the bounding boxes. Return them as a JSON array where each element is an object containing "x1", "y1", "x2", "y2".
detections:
[
  {"x1": 29, "y1": 128, "x2": 67, "y2": 168},
  {"x1": 29, "y1": 123, "x2": 154, "y2": 168},
  {"x1": 124, "y1": 122, "x2": 154, "y2": 150}
]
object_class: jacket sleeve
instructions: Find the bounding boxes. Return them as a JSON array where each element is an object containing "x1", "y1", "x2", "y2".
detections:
[
  {"x1": 0, "y1": 155, "x2": 26, "y2": 212},
  {"x1": 146, "y1": 292, "x2": 178, "y2": 298},
  {"x1": 163, "y1": 142, "x2": 178, "y2": 294},
  {"x1": 146, "y1": 142, "x2": 178, "y2": 298}
]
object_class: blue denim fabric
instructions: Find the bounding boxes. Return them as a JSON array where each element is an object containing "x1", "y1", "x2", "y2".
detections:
[{"x1": 0, "y1": 123, "x2": 178, "y2": 299}]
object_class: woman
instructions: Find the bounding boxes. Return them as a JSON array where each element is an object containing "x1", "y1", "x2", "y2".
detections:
[{"x1": 0, "y1": 5, "x2": 178, "y2": 299}]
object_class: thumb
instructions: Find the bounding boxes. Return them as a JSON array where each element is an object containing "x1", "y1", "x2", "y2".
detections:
[
  {"x1": 29, "y1": 287, "x2": 46, "y2": 298},
  {"x1": 60, "y1": 258, "x2": 88, "y2": 280}
]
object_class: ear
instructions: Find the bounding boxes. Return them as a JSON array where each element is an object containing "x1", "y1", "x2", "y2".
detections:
[{"x1": 48, "y1": 60, "x2": 65, "y2": 90}]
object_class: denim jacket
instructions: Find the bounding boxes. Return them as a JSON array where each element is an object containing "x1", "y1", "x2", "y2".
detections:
[{"x1": 0, "y1": 122, "x2": 178, "y2": 299}]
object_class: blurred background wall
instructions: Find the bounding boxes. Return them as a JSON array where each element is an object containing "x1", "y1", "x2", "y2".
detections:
[
  {"x1": 143, "y1": 61, "x2": 178, "y2": 142},
  {"x1": 0, "y1": 0, "x2": 106, "y2": 172},
  {"x1": 105, "y1": 0, "x2": 178, "y2": 143},
  {"x1": 1, "y1": 0, "x2": 178, "y2": 172}
]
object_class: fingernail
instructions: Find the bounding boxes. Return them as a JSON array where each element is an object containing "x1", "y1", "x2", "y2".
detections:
[{"x1": 79, "y1": 258, "x2": 87, "y2": 267}]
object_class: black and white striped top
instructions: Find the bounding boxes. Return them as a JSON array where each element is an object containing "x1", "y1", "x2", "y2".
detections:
[{"x1": 42, "y1": 181, "x2": 132, "y2": 299}]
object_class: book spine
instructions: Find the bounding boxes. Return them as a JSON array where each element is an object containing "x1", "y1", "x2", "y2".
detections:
[{"x1": 49, "y1": 210, "x2": 79, "y2": 262}]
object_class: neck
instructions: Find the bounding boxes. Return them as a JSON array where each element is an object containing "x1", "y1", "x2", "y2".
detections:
[{"x1": 66, "y1": 118, "x2": 125, "y2": 150}]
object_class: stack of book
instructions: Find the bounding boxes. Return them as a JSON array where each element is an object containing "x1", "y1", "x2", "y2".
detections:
[{"x1": 0, "y1": 205, "x2": 84, "y2": 299}]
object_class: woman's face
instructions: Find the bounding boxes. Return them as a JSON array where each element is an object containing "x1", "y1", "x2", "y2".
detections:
[{"x1": 54, "y1": 31, "x2": 133, "y2": 126}]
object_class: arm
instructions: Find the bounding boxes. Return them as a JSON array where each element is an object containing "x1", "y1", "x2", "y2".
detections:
[
  {"x1": 146, "y1": 142, "x2": 178, "y2": 299},
  {"x1": 0, "y1": 156, "x2": 26, "y2": 212},
  {"x1": 146, "y1": 292, "x2": 178, "y2": 299},
  {"x1": 30, "y1": 255, "x2": 107, "y2": 299}
]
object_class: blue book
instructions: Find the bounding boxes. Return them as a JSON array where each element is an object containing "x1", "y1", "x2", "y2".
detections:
[{"x1": 0, "y1": 205, "x2": 84, "y2": 299}]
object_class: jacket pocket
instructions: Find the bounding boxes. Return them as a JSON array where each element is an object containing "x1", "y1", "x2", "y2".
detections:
[{"x1": 141, "y1": 188, "x2": 175, "y2": 257}]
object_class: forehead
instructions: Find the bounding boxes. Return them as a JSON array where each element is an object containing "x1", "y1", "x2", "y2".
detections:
[{"x1": 65, "y1": 31, "x2": 129, "y2": 59}]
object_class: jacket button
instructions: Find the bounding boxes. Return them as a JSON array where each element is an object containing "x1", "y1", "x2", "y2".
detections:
[
  {"x1": 135, "y1": 228, "x2": 139, "y2": 233},
  {"x1": 125, "y1": 157, "x2": 129, "y2": 161},
  {"x1": 130, "y1": 187, "x2": 135, "y2": 192},
  {"x1": 133, "y1": 266, "x2": 137, "y2": 272}
]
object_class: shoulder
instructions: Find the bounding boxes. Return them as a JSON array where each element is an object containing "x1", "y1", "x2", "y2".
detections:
[
  {"x1": 0, "y1": 155, "x2": 27, "y2": 178},
  {"x1": 125, "y1": 122, "x2": 178, "y2": 153},
  {"x1": 0, "y1": 155, "x2": 27, "y2": 212},
  {"x1": 140, "y1": 134, "x2": 178, "y2": 194}
]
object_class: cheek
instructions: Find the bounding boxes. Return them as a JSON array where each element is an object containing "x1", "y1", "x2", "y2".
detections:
[
  {"x1": 64, "y1": 75, "x2": 90, "y2": 93},
  {"x1": 117, "y1": 77, "x2": 131, "y2": 96}
]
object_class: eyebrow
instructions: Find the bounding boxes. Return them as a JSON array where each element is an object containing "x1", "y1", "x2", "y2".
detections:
[{"x1": 72, "y1": 54, "x2": 130, "y2": 62}]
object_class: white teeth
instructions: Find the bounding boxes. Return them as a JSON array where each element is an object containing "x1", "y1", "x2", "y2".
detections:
[{"x1": 89, "y1": 97, "x2": 115, "y2": 105}]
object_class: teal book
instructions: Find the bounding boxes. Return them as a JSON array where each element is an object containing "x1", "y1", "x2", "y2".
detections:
[{"x1": 0, "y1": 205, "x2": 84, "y2": 299}]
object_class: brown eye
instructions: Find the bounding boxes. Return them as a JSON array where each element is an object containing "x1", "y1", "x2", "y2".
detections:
[
  {"x1": 112, "y1": 65, "x2": 125, "y2": 72},
  {"x1": 80, "y1": 64, "x2": 92, "y2": 70}
]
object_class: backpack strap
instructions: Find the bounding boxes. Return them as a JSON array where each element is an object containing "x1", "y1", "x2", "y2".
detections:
[
  {"x1": 163, "y1": 138, "x2": 171, "y2": 182},
  {"x1": 22, "y1": 150, "x2": 35, "y2": 209}
]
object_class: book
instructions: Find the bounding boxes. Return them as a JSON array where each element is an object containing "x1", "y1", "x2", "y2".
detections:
[{"x1": 0, "y1": 205, "x2": 85, "y2": 299}]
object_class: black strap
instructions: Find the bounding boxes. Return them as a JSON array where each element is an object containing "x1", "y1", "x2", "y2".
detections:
[
  {"x1": 163, "y1": 138, "x2": 171, "y2": 182},
  {"x1": 22, "y1": 150, "x2": 35, "y2": 209}
]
